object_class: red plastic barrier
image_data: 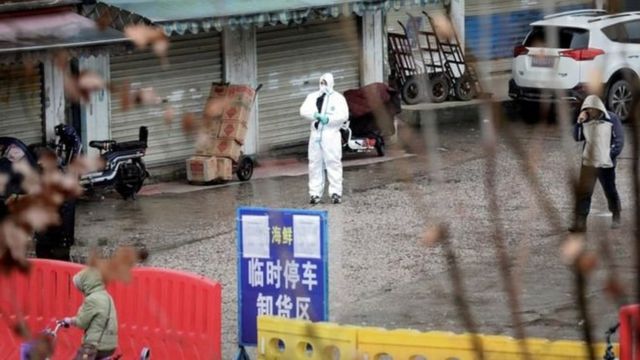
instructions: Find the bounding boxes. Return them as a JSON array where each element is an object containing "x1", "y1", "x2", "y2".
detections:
[
  {"x1": 0, "y1": 259, "x2": 222, "y2": 360},
  {"x1": 620, "y1": 304, "x2": 640, "y2": 360}
]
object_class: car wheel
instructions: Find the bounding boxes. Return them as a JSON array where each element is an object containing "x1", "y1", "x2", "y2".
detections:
[
  {"x1": 518, "y1": 101, "x2": 541, "y2": 124},
  {"x1": 374, "y1": 136, "x2": 385, "y2": 157},
  {"x1": 607, "y1": 79, "x2": 634, "y2": 121}
]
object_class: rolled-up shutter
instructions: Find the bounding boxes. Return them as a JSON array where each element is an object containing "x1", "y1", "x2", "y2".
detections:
[
  {"x1": 256, "y1": 17, "x2": 361, "y2": 151},
  {"x1": 110, "y1": 32, "x2": 222, "y2": 167},
  {"x1": 0, "y1": 65, "x2": 43, "y2": 145},
  {"x1": 465, "y1": 0, "x2": 593, "y2": 72}
]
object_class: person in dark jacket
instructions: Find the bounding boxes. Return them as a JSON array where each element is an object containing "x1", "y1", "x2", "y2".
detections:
[{"x1": 570, "y1": 95, "x2": 624, "y2": 232}]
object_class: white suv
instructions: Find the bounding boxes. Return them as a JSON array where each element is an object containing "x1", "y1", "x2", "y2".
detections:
[{"x1": 509, "y1": 9, "x2": 640, "y2": 121}]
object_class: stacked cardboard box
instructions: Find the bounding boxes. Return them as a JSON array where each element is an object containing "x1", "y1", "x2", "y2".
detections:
[{"x1": 187, "y1": 83, "x2": 255, "y2": 183}]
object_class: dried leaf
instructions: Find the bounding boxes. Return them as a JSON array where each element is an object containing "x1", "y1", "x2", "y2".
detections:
[
  {"x1": 0, "y1": 173, "x2": 9, "y2": 195},
  {"x1": 68, "y1": 155, "x2": 106, "y2": 175},
  {"x1": 90, "y1": 246, "x2": 143, "y2": 283},
  {"x1": 163, "y1": 105, "x2": 175, "y2": 124},
  {"x1": 124, "y1": 24, "x2": 154, "y2": 49},
  {"x1": 422, "y1": 224, "x2": 444, "y2": 247},
  {"x1": 78, "y1": 71, "x2": 106, "y2": 93},
  {"x1": 181, "y1": 113, "x2": 197, "y2": 134},
  {"x1": 204, "y1": 97, "x2": 228, "y2": 119},
  {"x1": 29, "y1": 334, "x2": 54, "y2": 359},
  {"x1": 21, "y1": 58, "x2": 37, "y2": 79},
  {"x1": 116, "y1": 80, "x2": 132, "y2": 112},
  {"x1": 124, "y1": 24, "x2": 166, "y2": 50},
  {"x1": 561, "y1": 234, "x2": 585, "y2": 265},
  {"x1": 135, "y1": 87, "x2": 161, "y2": 106},
  {"x1": 577, "y1": 251, "x2": 598, "y2": 275},
  {"x1": 137, "y1": 247, "x2": 150, "y2": 262},
  {"x1": 152, "y1": 37, "x2": 170, "y2": 59},
  {"x1": 124, "y1": 24, "x2": 169, "y2": 65},
  {"x1": 0, "y1": 220, "x2": 32, "y2": 274},
  {"x1": 53, "y1": 51, "x2": 70, "y2": 70},
  {"x1": 12, "y1": 160, "x2": 41, "y2": 195},
  {"x1": 586, "y1": 68, "x2": 604, "y2": 96},
  {"x1": 20, "y1": 206, "x2": 60, "y2": 232},
  {"x1": 195, "y1": 132, "x2": 212, "y2": 150},
  {"x1": 64, "y1": 71, "x2": 106, "y2": 103},
  {"x1": 96, "y1": 11, "x2": 113, "y2": 31},
  {"x1": 8, "y1": 195, "x2": 60, "y2": 232},
  {"x1": 431, "y1": 13, "x2": 455, "y2": 40},
  {"x1": 64, "y1": 73, "x2": 84, "y2": 103},
  {"x1": 604, "y1": 276, "x2": 626, "y2": 300},
  {"x1": 12, "y1": 318, "x2": 30, "y2": 339},
  {"x1": 36, "y1": 150, "x2": 59, "y2": 173}
]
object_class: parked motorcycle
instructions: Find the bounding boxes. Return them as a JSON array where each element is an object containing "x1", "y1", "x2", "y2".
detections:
[{"x1": 53, "y1": 124, "x2": 149, "y2": 199}]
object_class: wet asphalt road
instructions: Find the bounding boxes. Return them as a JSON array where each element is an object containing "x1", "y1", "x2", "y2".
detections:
[{"x1": 75, "y1": 104, "x2": 636, "y2": 358}]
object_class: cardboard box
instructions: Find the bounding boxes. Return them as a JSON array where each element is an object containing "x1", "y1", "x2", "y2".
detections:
[
  {"x1": 197, "y1": 139, "x2": 242, "y2": 161},
  {"x1": 186, "y1": 156, "x2": 218, "y2": 182},
  {"x1": 222, "y1": 104, "x2": 250, "y2": 123},
  {"x1": 218, "y1": 120, "x2": 248, "y2": 144},
  {"x1": 216, "y1": 157, "x2": 233, "y2": 180},
  {"x1": 203, "y1": 118, "x2": 222, "y2": 137},
  {"x1": 227, "y1": 85, "x2": 255, "y2": 105}
]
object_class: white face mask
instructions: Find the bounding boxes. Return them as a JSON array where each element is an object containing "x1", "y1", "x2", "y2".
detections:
[{"x1": 320, "y1": 84, "x2": 328, "y2": 94}]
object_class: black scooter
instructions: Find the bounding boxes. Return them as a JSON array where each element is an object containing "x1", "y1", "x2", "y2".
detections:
[{"x1": 53, "y1": 124, "x2": 149, "y2": 199}]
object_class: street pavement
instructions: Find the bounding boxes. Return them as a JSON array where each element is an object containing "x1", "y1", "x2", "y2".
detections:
[{"x1": 75, "y1": 103, "x2": 636, "y2": 358}]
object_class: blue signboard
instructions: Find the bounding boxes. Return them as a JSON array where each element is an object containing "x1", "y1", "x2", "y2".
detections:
[{"x1": 237, "y1": 207, "x2": 329, "y2": 346}]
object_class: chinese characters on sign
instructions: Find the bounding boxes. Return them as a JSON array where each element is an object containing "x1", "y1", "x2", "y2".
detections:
[
  {"x1": 237, "y1": 208, "x2": 328, "y2": 346},
  {"x1": 249, "y1": 259, "x2": 319, "y2": 316}
]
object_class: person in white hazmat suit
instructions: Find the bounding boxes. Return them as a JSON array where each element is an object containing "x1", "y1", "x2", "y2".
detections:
[{"x1": 299, "y1": 73, "x2": 349, "y2": 204}]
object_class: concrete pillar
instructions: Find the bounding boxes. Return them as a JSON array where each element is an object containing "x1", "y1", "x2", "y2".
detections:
[
  {"x1": 450, "y1": 0, "x2": 465, "y2": 51},
  {"x1": 361, "y1": 9, "x2": 384, "y2": 85},
  {"x1": 42, "y1": 58, "x2": 66, "y2": 142},
  {"x1": 78, "y1": 53, "x2": 110, "y2": 156},
  {"x1": 223, "y1": 26, "x2": 258, "y2": 155}
]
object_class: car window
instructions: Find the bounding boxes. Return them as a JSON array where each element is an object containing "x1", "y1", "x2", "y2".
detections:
[
  {"x1": 602, "y1": 23, "x2": 628, "y2": 42},
  {"x1": 623, "y1": 20, "x2": 640, "y2": 43},
  {"x1": 524, "y1": 26, "x2": 589, "y2": 49}
]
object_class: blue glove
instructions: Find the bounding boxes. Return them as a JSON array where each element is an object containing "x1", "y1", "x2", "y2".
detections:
[
  {"x1": 318, "y1": 114, "x2": 329, "y2": 125},
  {"x1": 313, "y1": 112, "x2": 321, "y2": 120}
]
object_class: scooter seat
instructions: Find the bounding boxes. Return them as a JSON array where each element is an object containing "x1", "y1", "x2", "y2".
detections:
[
  {"x1": 89, "y1": 140, "x2": 116, "y2": 150},
  {"x1": 113, "y1": 140, "x2": 147, "y2": 151}
]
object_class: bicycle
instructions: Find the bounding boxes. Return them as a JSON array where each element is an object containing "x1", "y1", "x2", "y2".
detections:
[
  {"x1": 603, "y1": 323, "x2": 619, "y2": 360},
  {"x1": 20, "y1": 320, "x2": 151, "y2": 360}
]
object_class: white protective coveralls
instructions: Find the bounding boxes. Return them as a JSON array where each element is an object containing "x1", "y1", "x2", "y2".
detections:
[{"x1": 299, "y1": 73, "x2": 349, "y2": 197}]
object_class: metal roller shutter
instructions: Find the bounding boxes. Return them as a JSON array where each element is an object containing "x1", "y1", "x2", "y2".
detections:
[
  {"x1": 385, "y1": 1, "x2": 446, "y2": 35},
  {"x1": 110, "y1": 32, "x2": 222, "y2": 167},
  {"x1": 257, "y1": 17, "x2": 361, "y2": 150},
  {"x1": 385, "y1": 2, "x2": 447, "y2": 77},
  {"x1": 465, "y1": 0, "x2": 592, "y2": 71},
  {"x1": 0, "y1": 65, "x2": 43, "y2": 145}
]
